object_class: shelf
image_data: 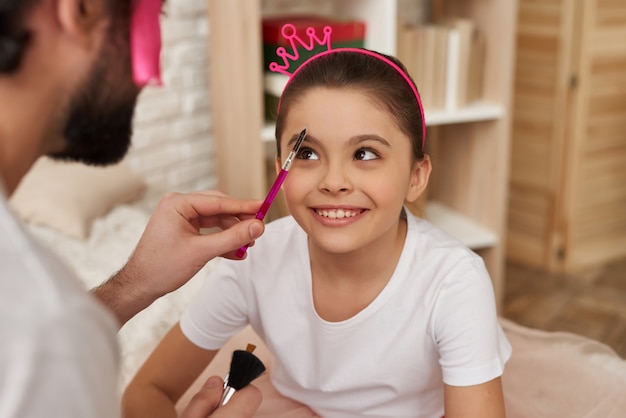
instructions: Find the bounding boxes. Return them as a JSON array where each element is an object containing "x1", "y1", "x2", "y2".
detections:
[
  {"x1": 261, "y1": 102, "x2": 504, "y2": 145},
  {"x1": 424, "y1": 202, "x2": 498, "y2": 250},
  {"x1": 424, "y1": 102, "x2": 505, "y2": 126}
]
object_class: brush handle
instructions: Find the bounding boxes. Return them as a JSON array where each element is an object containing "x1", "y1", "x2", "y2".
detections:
[
  {"x1": 236, "y1": 169, "x2": 289, "y2": 258},
  {"x1": 220, "y1": 386, "x2": 236, "y2": 406}
]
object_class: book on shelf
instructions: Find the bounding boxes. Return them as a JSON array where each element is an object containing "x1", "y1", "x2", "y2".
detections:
[
  {"x1": 466, "y1": 28, "x2": 486, "y2": 105},
  {"x1": 397, "y1": 17, "x2": 485, "y2": 113},
  {"x1": 448, "y1": 18, "x2": 474, "y2": 109}
]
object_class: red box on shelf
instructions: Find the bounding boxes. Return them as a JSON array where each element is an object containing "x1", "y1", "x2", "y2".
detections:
[{"x1": 262, "y1": 15, "x2": 366, "y2": 45}]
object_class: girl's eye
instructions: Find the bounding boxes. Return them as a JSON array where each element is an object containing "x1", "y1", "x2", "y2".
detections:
[
  {"x1": 354, "y1": 148, "x2": 379, "y2": 161},
  {"x1": 296, "y1": 147, "x2": 319, "y2": 160}
]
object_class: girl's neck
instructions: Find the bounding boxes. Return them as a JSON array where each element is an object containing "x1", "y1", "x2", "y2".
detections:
[
  {"x1": 308, "y1": 217, "x2": 407, "y2": 322},
  {"x1": 309, "y1": 217, "x2": 408, "y2": 290}
]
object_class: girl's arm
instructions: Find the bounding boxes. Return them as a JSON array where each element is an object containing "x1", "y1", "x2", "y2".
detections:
[
  {"x1": 444, "y1": 377, "x2": 506, "y2": 418},
  {"x1": 123, "y1": 322, "x2": 219, "y2": 418}
]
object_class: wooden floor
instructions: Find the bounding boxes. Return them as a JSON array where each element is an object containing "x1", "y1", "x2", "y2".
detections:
[{"x1": 502, "y1": 256, "x2": 626, "y2": 359}]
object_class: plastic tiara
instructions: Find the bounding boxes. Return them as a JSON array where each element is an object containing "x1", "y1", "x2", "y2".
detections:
[
  {"x1": 269, "y1": 23, "x2": 426, "y2": 151},
  {"x1": 268, "y1": 23, "x2": 333, "y2": 76}
]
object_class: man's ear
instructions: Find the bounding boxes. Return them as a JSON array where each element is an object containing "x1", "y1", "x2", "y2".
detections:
[
  {"x1": 57, "y1": 0, "x2": 109, "y2": 48},
  {"x1": 405, "y1": 155, "x2": 432, "y2": 203}
]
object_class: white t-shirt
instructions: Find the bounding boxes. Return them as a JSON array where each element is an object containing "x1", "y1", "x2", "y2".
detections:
[
  {"x1": 0, "y1": 187, "x2": 120, "y2": 418},
  {"x1": 181, "y1": 211, "x2": 512, "y2": 418}
]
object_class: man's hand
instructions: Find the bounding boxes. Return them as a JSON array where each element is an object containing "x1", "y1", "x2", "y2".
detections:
[
  {"x1": 92, "y1": 191, "x2": 264, "y2": 326},
  {"x1": 180, "y1": 376, "x2": 262, "y2": 418}
]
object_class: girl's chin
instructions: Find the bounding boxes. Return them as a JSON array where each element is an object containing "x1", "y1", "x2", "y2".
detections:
[{"x1": 307, "y1": 234, "x2": 364, "y2": 255}]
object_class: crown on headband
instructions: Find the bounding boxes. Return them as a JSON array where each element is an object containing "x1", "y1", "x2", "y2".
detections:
[{"x1": 269, "y1": 23, "x2": 333, "y2": 76}]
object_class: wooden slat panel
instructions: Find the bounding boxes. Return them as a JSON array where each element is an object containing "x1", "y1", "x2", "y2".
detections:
[
  {"x1": 506, "y1": 230, "x2": 548, "y2": 268},
  {"x1": 595, "y1": 2, "x2": 626, "y2": 27},
  {"x1": 569, "y1": 234, "x2": 626, "y2": 270},
  {"x1": 580, "y1": 142, "x2": 626, "y2": 176},
  {"x1": 574, "y1": 216, "x2": 626, "y2": 244},
  {"x1": 508, "y1": 186, "x2": 550, "y2": 238},
  {"x1": 588, "y1": 94, "x2": 626, "y2": 116},
  {"x1": 507, "y1": 0, "x2": 568, "y2": 270},
  {"x1": 585, "y1": 120, "x2": 626, "y2": 153},
  {"x1": 510, "y1": 140, "x2": 551, "y2": 187},
  {"x1": 517, "y1": 1, "x2": 561, "y2": 35}
]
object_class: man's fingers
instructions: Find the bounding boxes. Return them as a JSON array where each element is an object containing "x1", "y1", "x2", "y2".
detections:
[
  {"x1": 179, "y1": 376, "x2": 223, "y2": 418},
  {"x1": 180, "y1": 375, "x2": 262, "y2": 418},
  {"x1": 195, "y1": 219, "x2": 264, "y2": 258},
  {"x1": 211, "y1": 384, "x2": 262, "y2": 417},
  {"x1": 191, "y1": 194, "x2": 263, "y2": 218},
  {"x1": 198, "y1": 214, "x2": 243, "y2": 231}
]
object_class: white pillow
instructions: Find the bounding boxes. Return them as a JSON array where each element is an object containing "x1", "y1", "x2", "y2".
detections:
[{"x1": 9, "y1": 157, "x2": 146, "y2": 239}]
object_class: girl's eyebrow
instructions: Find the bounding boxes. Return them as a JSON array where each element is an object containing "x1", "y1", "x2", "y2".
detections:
[
  {"x1": 287, "y1": 133, "x2": 319, "y2": 148},
  {"x1": 349, "y1": 135, "x2": 391, "y2": 148},
  {"x1": 286, "y1": 134, "x2": 391, "y2": 148}
]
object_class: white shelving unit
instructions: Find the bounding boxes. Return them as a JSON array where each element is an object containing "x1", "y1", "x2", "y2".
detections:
[
  {"x1": 263, "y1": 102, "x2": 505, "y2": 142},
  {"x1": 424, "y1": 202, "x2": 498, "y2": 249},
  {"x1": 207, "y1": 0, "x2": 517, "y2": 309},
  {"x1": 425, "y1": 102, "x2": 505, "y2": 126}
]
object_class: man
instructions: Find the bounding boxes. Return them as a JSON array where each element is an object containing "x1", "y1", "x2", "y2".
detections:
[{"x1": 0, "y1": 0, "x2": 263, "y2": 416}]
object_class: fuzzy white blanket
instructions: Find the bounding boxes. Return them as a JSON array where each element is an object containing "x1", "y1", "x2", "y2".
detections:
[
  {"x1": 25, "y1": 204, "x2": 214, "y2": 387},
  {"x1": 26, "y1": 204, "x2": 626, "y2": 417}
]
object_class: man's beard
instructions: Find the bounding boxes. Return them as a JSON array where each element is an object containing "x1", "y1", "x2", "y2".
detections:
[{"x1": 50, "y1": 36, "x2": 138, "y2": 166}]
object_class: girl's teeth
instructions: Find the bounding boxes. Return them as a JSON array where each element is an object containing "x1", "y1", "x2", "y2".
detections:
[{"x1": 318, "y1": 209, "x2": 357, "y2": 218}]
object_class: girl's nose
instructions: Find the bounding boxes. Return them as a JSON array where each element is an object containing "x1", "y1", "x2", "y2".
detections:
[{"x1": 319, "y1": 161, "x2": 352, "y2": 194}]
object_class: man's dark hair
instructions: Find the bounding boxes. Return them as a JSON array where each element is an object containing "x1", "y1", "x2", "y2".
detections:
[
  {"x1": 0, "y1": 0, "x2": 38, "y2": 73},
  {"x1": 0, "y1": 0, "x2": 132, "y2": 74}
]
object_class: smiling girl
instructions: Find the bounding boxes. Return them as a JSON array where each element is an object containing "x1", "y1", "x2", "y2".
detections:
[{"x1": 123, "y1": 48, "x2": 511, "y2": 418}]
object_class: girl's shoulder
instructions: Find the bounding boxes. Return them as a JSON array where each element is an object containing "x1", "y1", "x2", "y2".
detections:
[
  {"x1": 404, "y1": 209, "x2": 486, "y2": 271},
  {"x1": 405, "y1": 210, "x2": 472, "y2": 251}
]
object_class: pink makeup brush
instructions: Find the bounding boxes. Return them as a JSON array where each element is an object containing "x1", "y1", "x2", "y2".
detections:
[{"x1": 236, "y1": 128, "x2": 308, "y2": 258}]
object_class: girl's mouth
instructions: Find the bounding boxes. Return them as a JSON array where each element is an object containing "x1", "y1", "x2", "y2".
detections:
[{"x1": 314, "y1": 208, "x2": 364, "y2": 219}]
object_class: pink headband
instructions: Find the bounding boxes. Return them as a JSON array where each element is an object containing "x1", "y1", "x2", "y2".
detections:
[{"x1": 270, "y1": 24, "x2": 426, "y2": 150}]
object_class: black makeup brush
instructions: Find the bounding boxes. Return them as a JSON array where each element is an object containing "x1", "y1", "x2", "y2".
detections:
[
  {"x1": 220, "y1": 348, "x2": 266, "y2": 406},
  {"x1": 223, "y1": 344, "x2": 257, "y2": 389}
]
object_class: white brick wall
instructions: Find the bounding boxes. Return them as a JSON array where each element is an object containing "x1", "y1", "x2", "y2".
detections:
[{"x1": 124, "y1": 0, "x2": 215, "y2": 211}]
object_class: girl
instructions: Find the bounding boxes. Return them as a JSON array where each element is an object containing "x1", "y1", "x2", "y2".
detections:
[{"x1": 123, "y1": 46, "x2": 511, "y2": 418}]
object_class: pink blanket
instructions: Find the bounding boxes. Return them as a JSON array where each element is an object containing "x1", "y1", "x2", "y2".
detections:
[{"x1": 176, "y1": 318, "x2": 626, "y2": 417}]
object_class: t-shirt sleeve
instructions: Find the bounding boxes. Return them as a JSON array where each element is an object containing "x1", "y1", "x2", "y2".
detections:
[
  {"x1": 180, "y1": 260, "x2": 250, "y2": 350},
  {"x1": 432, "y1": 255, "x2": 512, "y2": 387}
]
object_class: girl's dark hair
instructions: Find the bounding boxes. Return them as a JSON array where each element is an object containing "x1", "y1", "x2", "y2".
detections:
[{"x1": 274, "y1": 50, "x2": 425, "y2": 162}]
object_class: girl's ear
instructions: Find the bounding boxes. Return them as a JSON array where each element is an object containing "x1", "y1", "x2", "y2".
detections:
[
  {"x1": 275, "y1": 156, "x2": 282, "y2": 175},
  {"x1": 405, "y1": 155, "x2": 432, "y2": 203}
]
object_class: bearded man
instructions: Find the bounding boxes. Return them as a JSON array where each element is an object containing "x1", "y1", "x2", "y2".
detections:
[{"x1": 0, "y1": 1, "x2": 264, "y2": 416}]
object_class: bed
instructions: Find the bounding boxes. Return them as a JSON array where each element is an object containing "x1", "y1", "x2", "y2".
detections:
[{"x1": 11, "y1": 158, "x2": 626, "y2": 417}]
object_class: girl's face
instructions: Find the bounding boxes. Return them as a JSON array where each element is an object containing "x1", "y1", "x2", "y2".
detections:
[{"x1": 278, "y1": 87, "x2": 430, "y2": 256}]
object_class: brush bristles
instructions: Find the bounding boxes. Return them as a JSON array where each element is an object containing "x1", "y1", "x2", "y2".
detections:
[
  {"x1": 227, "y1": 350, "x2": 266, "y2": 390},
  {"x1": 292, "y1": 128, "x2": 307, "y2": 153}
]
